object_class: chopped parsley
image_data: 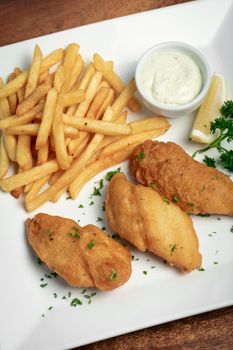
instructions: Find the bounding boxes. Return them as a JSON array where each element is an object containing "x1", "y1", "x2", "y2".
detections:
[
  {"x1": 198, "y1": 267, "x2": 205, "y2": 271},
  {"x1": 169, "y1": 244, "x2": 177, "y2": 256},
  {"x1": 99, "y1": 179, "x2": 104, "y2": 189},
  {"x1": 197, "y1": 213, "x2": 210, "y2": 217},
  {"x1": 132, "y1": 255, "x2": 139, "y2": 261},
  {"x1": 62, "y1": 296, "x2": 67, "y2": 300},
  {"x1": 48, "y1": 306, "x2": 53, "y2": 311},
  {"x1": 214, "y1": 261, "x2": 219, "y2": 265},
  {"x1": 101, "y1": 227, "x2": 106, "y2": 231},
  {"x1": 143, "y1": 271, "x2": 147, "y2": 275},
  {"x1": 78, "y1": 204, "x2": 84, "y2": 208},
  {"x1": 81, "y1": 289, "x2": 86, "y2": 294},
  {"x1": 96, "y1": 217, "x2": 103, "y2": 222},
  {"x1": 172, "y1": 195, "x2": 179, "y2": 203},
  {"x1": 70, "y1": 298, "x2": 82, "y2": 307},
  {"x1": 37, "y1": 257, "x2": 42, "y2": 265},
  {"x1": 230, "y1": 226, "x2": 233, "y2": 233},
  {"x1": 163, "y1": 197, "x2": 169, "y2": 204},
  {"x1": 87, "y1": 239, "x2": 95, "y2": 250},
  {"x1": 151, "y1": 266, "x2": 156, "y2": 269},
  {"x1": 136, "y1": 151, "x2": 145, "y2": 161},
  {"x1": 109, "y1": 271, "x2": 118, "y2": 280},
  {"x1": 203, "y1": 155, "x2": 216, "y2": 168},
  {"x1": 68, "y1": 291, "x2": 71, "y2": 298},
  {"x1": 105, "y1": 167, "x2": 121, "y2": 181},
  {"x1": 40, "y1": 283, "x2": 48, "y2": 288},
  {"x1": 102, "y1": 202, "x2": 105, "y2": 211},
  {"x1": 69, "y1": 226, "x2": 80, "y2": 239},
  {"x1": 92, "y1": 187, "x2": 101, "y2": 196},
  {"x1": 66, "y1": 195, "x2": 72, "y2": 200},
  {"x1": 53, "y1": 293, "x2": 57, "y2": 298},
  {"x1": 89, "y1": 201, "x2": 94, "y2": 206}
]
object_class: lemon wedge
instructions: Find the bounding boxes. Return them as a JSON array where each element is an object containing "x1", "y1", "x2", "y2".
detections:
[{"x1": 190, "y1": 74, "x2": 227, "y2": 144}]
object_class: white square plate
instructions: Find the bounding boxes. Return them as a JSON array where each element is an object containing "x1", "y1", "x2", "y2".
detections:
[{"x1": 0, "y1": 0, "x2": 233, "y2": 349}]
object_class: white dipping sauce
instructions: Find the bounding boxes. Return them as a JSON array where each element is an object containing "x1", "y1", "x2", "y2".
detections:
[{"x1": 141, "y1": 51, "x2": 203, "y2": 105}]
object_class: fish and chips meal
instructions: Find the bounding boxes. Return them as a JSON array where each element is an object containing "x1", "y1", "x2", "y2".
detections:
[{"x1": 0, "y1": 43, "x2": 232, "y2": 290}]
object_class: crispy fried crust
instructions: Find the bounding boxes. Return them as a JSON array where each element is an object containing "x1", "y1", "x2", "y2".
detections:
[
  {"x1": 130, "y1": 140, "x2": 233, "y2": 216},
  {"x1": 105, "y1": 173, "x2": 202, "y2": 272},
  {"x1": 26, "y1": 213, "x2": 132, "y2": 291}
]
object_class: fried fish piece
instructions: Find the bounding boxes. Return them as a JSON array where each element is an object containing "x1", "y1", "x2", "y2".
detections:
[
  {"x1": 130, "y1": 140, "x2": 233, "y2": 216},
  {"x1": 105, "y1": 173, "x2": 202, "y2": 272},
  {"x1": 26, "y1": 213, "x2": 131, "y2": 291}
]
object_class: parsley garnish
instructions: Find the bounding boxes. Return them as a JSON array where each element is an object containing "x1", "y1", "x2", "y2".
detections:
[
  {"x1": 169, "y1": 244, "x2": 177, "y2": 255},
  {"x1": 102, "y1": 202, "x2": 105, "y2": 211},
  {"x1": 96, "y1": 217, "x2": 103, "y2": 222},
  {"x1": 105, "y1": 167, "x2": 121, "y2": 181},
  {"x1": 203, "y1": 155, "x2": 216, "y2": 168},
  {"x1": 214, "y1": 261, "x2": 219, "y2": 265},
  {"x1": 193, "y1": 101, "x2": 233, "y2": 172},
  {"x1": 87, "y1": 239, "x2": 95, "y2": 250},
  {"x1": 136, "y1": 151, "x2": 145, "y2": 161},
  {"x1": 70, "y1": 298, "x2": 82, "y2": 307},
  {"x1": 163, "y1": 197, "x2": 169, "y2": 204},
  {"x1": 66, "y1": 195, "x2": 71, "y2": 200},
  {"x1": 40, "y1": 283, "x2": 48, "y2": 288},
  {"x1": 197, "y1": 213, "x2": 210, "y2": 217},
  {"x1": 48, "y1": 306, "x2": 53, "y2": 310},
  {"x1": 99, "y1": 179, "x2": 104, "y2": 189},
  {"x1": 109, "y1": 271, "x2": 118, "y2": 280},
  {"x1": 53, "y1": 293, "x2": 57, "y2": 298},
  {"x1": 69, "y1": 226, "x2": 80, "y2": 239},
  {"x1": 230, "y1": 226, "x2": 233, "y2": 233},
  {"x1": 78, "y1": 204, "x2": 84, "y2": 208},
  {"x1": 89, "y1": 201, "x2": 94, "y2": 206},
  {"x1": 172, "y1": 195, "x2": 179, "y2": 203},
  {"x1": 92, "y1": 187, "x2": 101, "y2": 196},
  {"x1": 132, "y1": 255, "x2": 139, "y2": 261},
  {"x1": 198, "y1": 267, "x2": 205, "y2": 271},
  {"x1": 37, "y1": 257, "x2": 42, "y2": 265},
  {"x1": 143, "y1": 271, "x2": 147, "y2": 275}
]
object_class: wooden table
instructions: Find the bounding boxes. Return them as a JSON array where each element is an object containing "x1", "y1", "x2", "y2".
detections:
[{"x1": 0, "y1": 0, "x2": 232, "y2": 349}]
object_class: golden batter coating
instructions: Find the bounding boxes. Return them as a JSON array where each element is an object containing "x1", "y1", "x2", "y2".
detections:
[
  {"x1": 105, "y1": 173, "x2": 202, "y2": 272},
  {"x1": 130, "y1": 140, "x2": 233, "y2": 216},
  {"x1": 26, "y1": 213, "x2": 132, "y2": 291}
]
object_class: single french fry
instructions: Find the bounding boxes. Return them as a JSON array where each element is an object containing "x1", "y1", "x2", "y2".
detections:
[
  {"x1": 54, "y1": 65, "x2": 65, "y2": 92},
  {"x1": 52, "y1": 93, "x2": 70, "y2": 170},
  {"x1": 68, "y1": 131, "x2": 89, "y2": 157},
  {"x1": 69, "y1": 133, "x2": 90, "y2": 158},
  {"x1": 98, "y1": 128, "x2": 169, "y2": 159},
  {"x1": 38, "y1": 69, "x2": 49, "y2": 84},
  {"x1": 16, "y1": 81, "x2": 51, "y2": 116},
  {"x1": 25, "y1": 45, "x2": 43, "y2": 98},
  {"x1": 7, "y1": 123, "x2": 79, "y2": 138},
  {"x1": 62, "y1": 43, "x2": 80, "y2": 93},
  {"x1": 50, "y1": 186, "x2": 67, "y2": 202},
  {"x1": 112, "y1": 78, "x2": 137, "y2": 120},
  {"x1": 37, "y1": 142, "x2": 49, "y2": 165},
  {"x1": 0, "y1": 133, "x2": 9, "y2": 179},
  {"x1": 7, "y1": 73, "x2": 18, "y2": 115},
  {"x1": 35, "y1": 88, "x2": 58, "y2": 149},
  {"x1": 68, "y1": 54, "x2": 85, "y2": 91},
  {"x1": 0, "y1": 159, "x2": 59, "y2": 192},
  {"x1": 0, "y1": 105, "x2": 43, "y2": 129},
  {"x1": 97, "y1": 81, "x2": 110, "y2": 91},
  {"x1": 48, "y1": 169, "x2": 64, "y2": 185},
  {"x1": 14, "y1": 68, "x2": 25, "y2": 102},
  {"x1": 10, "y1": 167, "x2": 23, "y2": 199},
  {"x1": 16, "y1": 135, "x2": 33, "y2": 170},
  {"x1": 86, "y1": 87, "x2": 110, "y2": 119},
  {"x1": 129, "y1": 116, "x2": 170, "y2": 134},
  {"x1": 0, "y1": 49, "x2": 64, "y2": 99},
  {"x1": 63, "y1": 114, "x2": 131, "y2": 136},
  {"x1": 95, "y1": 88, "x2": 115, "y2": 120},
  {"x1": 74, "y1": 71, "x2": 102, "y2": 118},
  {"x1": 25, "y1": 175, "x2": 50, "y2": 203},
  {"x1": 93, "y1": 53, "x2": 141, "y2": 112},
  {"x1": 69, "y1": 142, "x2": 138, "y2": 199},
  {"x1": 63, "y1": 89, "x2": 85, "y2": 107},
  {"x1": 69, "y1": 106, "x2": 114, "y2": 198},
  {"x1": 66, "y1": 63, "x2": 96, "y2": 116},
  {"x1": 0, "y1": 78, "x2": 17, "y2": 161}
]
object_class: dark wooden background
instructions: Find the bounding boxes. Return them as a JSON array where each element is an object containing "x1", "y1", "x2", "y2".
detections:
[{"x1": 0, "y1": 0, "x2": 232, "y2": 349}]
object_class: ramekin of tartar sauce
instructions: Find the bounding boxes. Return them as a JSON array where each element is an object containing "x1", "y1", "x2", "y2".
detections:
[{"x1": 135, "y1": 42, "x2": 211, "y2": 118}]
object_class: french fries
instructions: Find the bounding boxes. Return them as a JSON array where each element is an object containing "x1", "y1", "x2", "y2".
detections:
[{"x1": 0, "y1": 43, "x2": 170, "y2": 210}]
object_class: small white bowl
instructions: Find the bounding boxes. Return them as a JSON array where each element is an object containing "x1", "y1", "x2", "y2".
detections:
[{"x1": 135, "y1": 41, "x2": 211, "y2": 118}]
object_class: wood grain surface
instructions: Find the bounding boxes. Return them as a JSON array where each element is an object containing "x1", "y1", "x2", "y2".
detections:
[{"x1": 0, "y1": 0, "x2": 232, "y2": 349}]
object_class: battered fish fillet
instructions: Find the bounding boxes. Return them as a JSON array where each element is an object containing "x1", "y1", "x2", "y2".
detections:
[
  {"x1": 130, "y1": 140, "x2": 233, "y2": 216},
  {"x1": 105, "y1": 173, "x2": 202, "y2": 272},
  {"x1": 26, "y1": 213, "x2": 132, "y2": 291}
]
